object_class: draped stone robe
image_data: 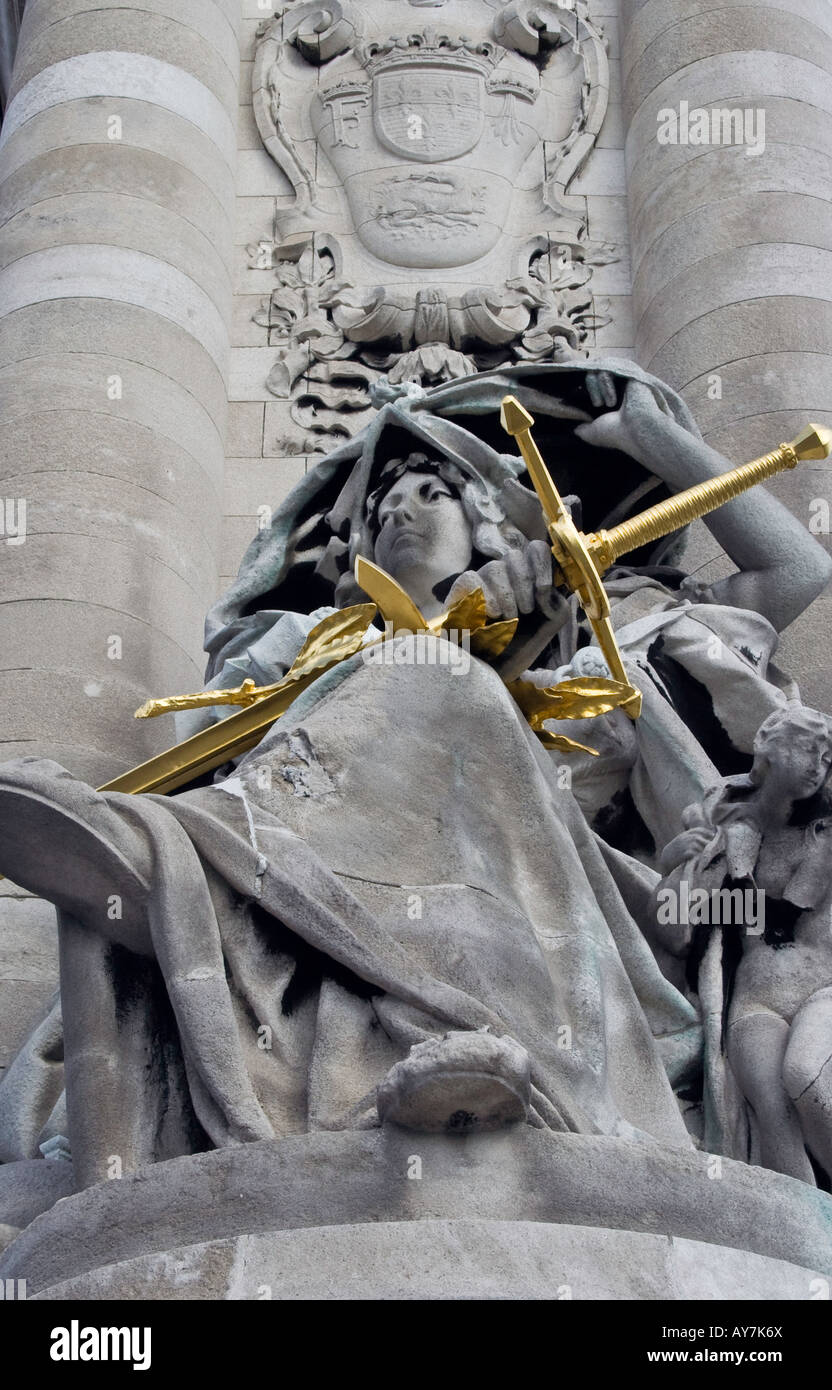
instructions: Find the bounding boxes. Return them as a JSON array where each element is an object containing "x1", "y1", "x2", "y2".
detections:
[{"x1": 0, "y1": 638, "x2": 701, "y2": 1188}]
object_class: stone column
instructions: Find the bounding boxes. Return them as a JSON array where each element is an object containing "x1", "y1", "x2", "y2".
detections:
[
  {"x1": 1, "y1": 1, "x2": 26, "y2": 115},
  {"x1": 0, "y1": 0, "x2": 240, "y2": 784},
  {"x1": 620, "y1": 0, "x2": 832, "y2": 707}
]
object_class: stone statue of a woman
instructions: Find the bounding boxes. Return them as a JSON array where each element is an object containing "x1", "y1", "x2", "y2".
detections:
[{"x1": 0, "y1": 357, "x2": 828, "y2": 1195}]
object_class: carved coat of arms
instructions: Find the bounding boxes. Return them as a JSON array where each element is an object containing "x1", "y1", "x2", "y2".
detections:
[{"x1": 249, "y1": 1, "x2": 617, "y2": 451}]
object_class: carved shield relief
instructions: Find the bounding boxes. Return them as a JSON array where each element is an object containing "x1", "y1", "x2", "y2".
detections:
[{"x1": 373, "y1": 67, "x2": 484, "y2": 162}]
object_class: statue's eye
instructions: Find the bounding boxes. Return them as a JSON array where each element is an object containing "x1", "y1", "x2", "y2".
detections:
[{"x1": 422, "y1": 481, "x2": 450, "y2": 503}]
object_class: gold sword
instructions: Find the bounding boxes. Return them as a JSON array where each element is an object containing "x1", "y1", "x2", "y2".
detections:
[
  {"x1": 500, "y1": 395, "x2": 642, "y2": 717},
  {"x1": 589, "y1": 423, "x2": 832, "y2": 573},
  {"x1": 2, "y1": 404, "x2": 825, "y2": 889},
  {"x1": 500, "y1": 396, "x2": 832, "y2": 721}
]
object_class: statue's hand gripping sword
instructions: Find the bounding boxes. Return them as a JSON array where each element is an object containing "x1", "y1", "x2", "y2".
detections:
[{"x1": 500, "y1": 394, "x2": 832, "y2": 722}]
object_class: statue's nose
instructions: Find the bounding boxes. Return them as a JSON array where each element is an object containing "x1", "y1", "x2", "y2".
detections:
[{"x1": 390, "y1": 498, "x2": 417, "y2": 526}]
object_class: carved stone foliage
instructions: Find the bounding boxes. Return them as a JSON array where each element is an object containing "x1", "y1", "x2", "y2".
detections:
[
  {"x1": 250, "y1": 0, "x2": 616, "y2": 450},
  {"x1": 252, "y1": 240, "x2": 377, "y2": 453}
]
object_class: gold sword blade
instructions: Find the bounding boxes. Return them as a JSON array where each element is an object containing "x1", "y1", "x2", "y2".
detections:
[{"x1": 500, "y1": 395, "x2": 569, "y2": 529}]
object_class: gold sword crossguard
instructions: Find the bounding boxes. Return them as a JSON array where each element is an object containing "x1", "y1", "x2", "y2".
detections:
[{"x1": 500, "y1": 395, "x2": 832, "y2": 722}]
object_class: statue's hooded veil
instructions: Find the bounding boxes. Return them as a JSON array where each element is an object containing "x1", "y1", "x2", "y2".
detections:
[{"x1": 205, "y1": 360, "x2": 702, "y2": 678}]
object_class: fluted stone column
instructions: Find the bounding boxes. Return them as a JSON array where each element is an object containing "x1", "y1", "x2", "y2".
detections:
[
  {"x1": 620, "y1": 0, "x2": 832, "y2": 707},
  {"x1": 0, "y1": 0, "x2": 240, "y2": 784}
]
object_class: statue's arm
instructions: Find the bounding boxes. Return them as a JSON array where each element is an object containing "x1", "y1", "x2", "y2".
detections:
[{"x1": 576, "y1": 380, "x2": 832, "y2": 632}]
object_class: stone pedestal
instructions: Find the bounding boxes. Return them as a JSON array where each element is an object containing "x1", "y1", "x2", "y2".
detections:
[{"x1": 3, "y1": 1128, "x2": 830, "y2": 1299}]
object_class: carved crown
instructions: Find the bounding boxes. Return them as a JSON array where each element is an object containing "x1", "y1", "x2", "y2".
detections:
[{"x1": 360, "y1": 31, "x2": 504, "y2": 78}]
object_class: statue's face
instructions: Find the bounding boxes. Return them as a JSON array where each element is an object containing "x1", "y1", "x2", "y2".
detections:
[
  {"x1": 762, "y1": 726, "x2": 832, "y2": 800},
  {"x1": 373, "y1": 470, "x2": 473, "y2": 585}
]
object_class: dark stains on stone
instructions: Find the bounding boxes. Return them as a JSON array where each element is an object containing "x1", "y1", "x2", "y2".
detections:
[
  {"x1": 647, "y1": 634, "x2": 752, "y2": 778},
  {"x1": 447, "y1": 1109, "x2": 477, "y2": 1133},
  {"x1": 738, "y1": 645, "x2": 762, "y2": 667},
  {"x1": 593, "y1": 785, "x2": 655, "y2": 860},
  {"x1": 248, "y1": 902, "x2": 380, "y2": 1016}
]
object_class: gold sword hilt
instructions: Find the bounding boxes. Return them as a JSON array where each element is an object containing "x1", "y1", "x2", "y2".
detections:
[
  {"x1": 501, "y1": 395, "x2": 642, "y2": 717},
  {"x1": 500, "y1": 399, "x2": 832, "y2": 722},
  {"x1": 134, "y1": 679, "x2": 267, "y2": 718}
]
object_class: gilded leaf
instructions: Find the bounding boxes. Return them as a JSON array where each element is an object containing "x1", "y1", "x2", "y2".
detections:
[
  {"x1": 550, "y1": 677, "x2": 633, "y2": 700},
  {"x1": 536, "y1": 730, "x2": 599, "y2": 756},
  {"x1": 355, "y1": 556, "x2": 426, "y2": 632},
  {"x1": 508, "y1": 675, "x2": 637, "y2": 725},
  {"x1": 287, "y1": 604, "x2": 377, "y2": 681},
  {"x1": 470, "y1": 618, "x2": 519, "y2": 659},
  {"x1": 441, "y1": 587, "x2": 487, "y2": 634}
]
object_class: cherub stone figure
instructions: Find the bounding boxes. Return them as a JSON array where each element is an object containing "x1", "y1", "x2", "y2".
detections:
[{"x1": 654, "y1": 705, "x2": 832, "y2": 1185}]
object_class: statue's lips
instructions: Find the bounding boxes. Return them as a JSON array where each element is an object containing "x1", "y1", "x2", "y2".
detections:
[{"x1": 385, "y1": 528, "x2": 424, "y2": 549}]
